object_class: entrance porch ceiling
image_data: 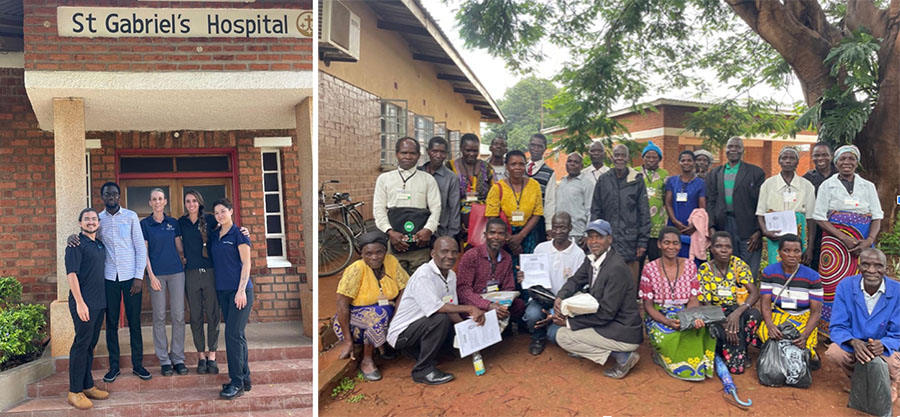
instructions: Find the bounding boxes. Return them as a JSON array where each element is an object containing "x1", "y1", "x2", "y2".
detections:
[{"x1": 25, "y1": 70, "x2": 313, "y2": 131}]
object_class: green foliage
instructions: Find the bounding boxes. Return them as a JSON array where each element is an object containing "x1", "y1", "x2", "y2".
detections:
[
  {"x1": 0, "y1": 276, "x2": 23, "y2": 309},
  {"x1": 483, "y1": 76, "x2": 559, "y2": 151},
  {"x1": 683, "y1": 99, "x2": 801, "y2": 150},
  {"x1": 331, "y1": 376, "x2": 357, "y2": 398},
  {"x1": 346, "y1": 394, "x2": 366, "y2": 403},
  {"x1": 878, "y1": 212, "x2": 900, "y2": 256},
  {"x1": 0, "y1": 303, "x2": 47, "y2": 364}
]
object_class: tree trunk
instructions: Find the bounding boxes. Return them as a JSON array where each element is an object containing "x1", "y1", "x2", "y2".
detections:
[{"x1": 729, "y1": 0, "x2": 900, "y2": 232}]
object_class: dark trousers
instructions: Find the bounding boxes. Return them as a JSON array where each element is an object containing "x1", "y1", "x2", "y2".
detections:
[
  {"x1": 69, "y1": 304, "x2": 105, "y2": 393},
  {"x1": 393, "y1": 313, "x2": 452, "y2": 379},
  {"x1": 726, "y1": 215, "x2": 762, "y2": 280},
  {"x1": 185, "y1": 268, "x2": 220, "y2": 353},
  {"x1": 104, "y1": 278, "x2": 143, "y2": 370},
  {"x1": 218, "y1": 288, "x2": 252, "y2": 388}
]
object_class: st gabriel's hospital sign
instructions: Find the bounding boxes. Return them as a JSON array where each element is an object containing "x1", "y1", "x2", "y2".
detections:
[{"x1": 57, "y1": 7, "x2": 313, "y2": 38}]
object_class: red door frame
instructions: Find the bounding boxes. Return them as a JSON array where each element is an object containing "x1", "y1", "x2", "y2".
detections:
[{"x1": 114, "y1": 148, "x2": 242, "y2": 225}]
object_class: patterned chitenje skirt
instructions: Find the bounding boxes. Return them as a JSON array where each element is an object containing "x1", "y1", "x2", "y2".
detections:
[
  {"x1": 766, "y1": 211, "x2": 808, "y2": 264},
  {"x1": 332, "y1": 304, "x2": 394, "y2": 348},
  {"x1": 645, "y1": 304, "x2": 716, "y2": 381},
  {"x1": 817, "y1": 211, "x2": 871, "y2": 336}
]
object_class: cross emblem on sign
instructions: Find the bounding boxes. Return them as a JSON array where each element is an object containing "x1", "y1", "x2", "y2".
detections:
[{"x1": 296, "y1": 11, "x2": 313, "y2": 37}]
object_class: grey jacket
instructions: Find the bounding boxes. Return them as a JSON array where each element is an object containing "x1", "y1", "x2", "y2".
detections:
[{"x1": 590, "y1": 167, "x2": 651, "y2": 262}]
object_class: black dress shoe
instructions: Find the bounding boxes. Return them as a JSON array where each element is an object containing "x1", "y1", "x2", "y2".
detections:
[
  {"x1": 197, "y1": 359, "x2": 208, "y2": 374},
  {"x1": 529, "y1": 339, "x2": 546, "y2": 356},
  {"x1": 206, "y1": 360, "x2": 219, "y2": 374},
  {"x1": 174, "y1": 363, "x2": 188, "y2": 375},
  {"x1": 161, "y1": 364, "x2": 174, "y2": 377},
  {"x1": 133, "y1": 367, "x2": 152, "y2": 380},
  {"x1": 219, "y1": 384, "x2": 244, "y2": 400},
  {"x1": 412, "y1": 370, "x2": 454, "y2": 385},
  {"x1": 222, "y1": 380, "x2": 251, "y2": 392}
]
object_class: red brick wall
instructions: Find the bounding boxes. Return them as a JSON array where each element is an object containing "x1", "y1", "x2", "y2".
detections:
[
  {"x1": 0, "y1": 68, "x2": 304, "y2": 321},
  {"x1": 317, "y1": 71, "x2": 381, "y2": 220},
  {"x1": 87, "y1": 130, "x2": 304, "y2": 321},
  {"x1": 23, "y1": 0, "x2": 312, "y2": 72},
  {"x1": 0, "y1": 68, "x2": 57, "y2": 305}
]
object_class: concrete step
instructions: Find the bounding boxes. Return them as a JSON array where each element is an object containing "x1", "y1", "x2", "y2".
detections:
[
  {"x1": 28, "y1": 358, "x2": 312, "y2": 398},
  {"x1": 54, "y1": 346, "x2": 313, "y2": 371},
  {"x1": 4, "y1": 382, "x2": 313, "y2": 416}
]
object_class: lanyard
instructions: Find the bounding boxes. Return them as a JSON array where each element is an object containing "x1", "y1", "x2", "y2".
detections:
[
  {"x1": 660, "y1": 259, "x2": 682, "y2": 300},
  {"x1": 488, "y1": 251, "x2": 500, "y2": 279},
  {"x1": 505, "y1": 179, "x2": 525, "y2": 210},
  {"x1": 398, "y1": 169, "x2": 416, "y2": 189}
]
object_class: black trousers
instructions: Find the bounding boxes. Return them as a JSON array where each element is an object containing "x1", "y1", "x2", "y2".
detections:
[
  {"x1": 393, "y1": 313, "x2": 452, "y2": 379},
  {"x1": 218, "y1": 288, "x2": 253, "y2": 388},
  {"x1": 69, "y1": 303, "x2": 105, "y2": 393},
  {"x1": 104, "y1": 278, "x2": 143, "y2": 370}
]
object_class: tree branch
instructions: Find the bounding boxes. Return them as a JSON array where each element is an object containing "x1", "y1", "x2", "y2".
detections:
[{"x1": 845, "y1": 0, "x2": 889, "y2": 39}]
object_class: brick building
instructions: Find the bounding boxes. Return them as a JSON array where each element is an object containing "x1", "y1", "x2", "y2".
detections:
[
  {"x1": 540, "y1": 98, "x2": 819, "y2": 179},
  {"x1": 317, "y1": 0, "x2": 503, "y2": 223},
  {"x1": 0, "y1": 0, "x2": 315, "y2": 358}
]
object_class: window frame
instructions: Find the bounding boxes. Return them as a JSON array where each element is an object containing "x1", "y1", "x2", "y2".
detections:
[
  {"x1": 380, "y1": 99, "x2": 408, "y2": 168},
  {"x1": 260, "y1": 148, "x2": 290, "y2": 268}
]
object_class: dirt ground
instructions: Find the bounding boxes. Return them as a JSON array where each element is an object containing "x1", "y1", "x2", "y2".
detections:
[
  {"x1": 321, "y1": 326, "x2": 899, "y2": 416},
  {"x1": 318, "y1": 269, "x2": 899, "y2": 417}
]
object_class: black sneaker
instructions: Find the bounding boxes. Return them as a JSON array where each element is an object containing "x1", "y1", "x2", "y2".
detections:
[
  {"x1": 161, "y1": 364, "x2": 174, "y2": 376},
  {"x1": 528, "y1": 339, "x2": 546, "y2": 356},
  {"x1": 102, "y1": 369, "x2": 120, "y2": 383},
  {"x1": 133, "y1": 367, "x2": 152, "y2": 380},
  {"x1": 174, "y1": 363, "x2": 188, "y2": 375},
  {"x1": 197, "y1": 359, "x2": 208, "y2": 374},
  {"x1": 207, "y1": 360, "x2": 219, "y2": 374}
]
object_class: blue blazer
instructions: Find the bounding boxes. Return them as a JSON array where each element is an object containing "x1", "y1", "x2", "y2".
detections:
[{"x1": 829, "y1": 275, "x2": 900, "y2": 356}]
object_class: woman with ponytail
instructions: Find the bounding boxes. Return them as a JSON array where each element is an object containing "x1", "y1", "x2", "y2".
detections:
[{"x1": 179, "y1": 190, "x2": 220, "y2": 375}]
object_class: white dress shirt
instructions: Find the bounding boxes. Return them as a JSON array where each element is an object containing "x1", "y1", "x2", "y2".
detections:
[{"x1": 386, "y1": 260, "x2": 458, "y2": 347}]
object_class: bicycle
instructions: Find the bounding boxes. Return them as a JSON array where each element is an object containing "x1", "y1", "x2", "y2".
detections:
[{"x1": 318, "y1": 180, "x2": 368, "y2": 277}]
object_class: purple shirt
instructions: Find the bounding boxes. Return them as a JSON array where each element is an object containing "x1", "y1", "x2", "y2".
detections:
[{"x1": 456, "y1": 244, "x2": 515, "y2": 310}]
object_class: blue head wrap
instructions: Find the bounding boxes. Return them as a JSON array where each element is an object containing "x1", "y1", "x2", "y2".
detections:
[{"x1": 642, "y1": 141, "x2": 662, "y2": 158}]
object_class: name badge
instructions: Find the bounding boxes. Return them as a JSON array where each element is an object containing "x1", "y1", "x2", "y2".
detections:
[
  {"x1": 485, "y1": 280, "x2": 499, "y2": 293},
  {"x1": 511, "y1": 210, "x2": 525, "y2": 222},
  {"x1": 783, "y1": 191, "x2": 797, "y2": 203},
  {"x1": 465, "y1": 192, "x2": 477, "y2": 202},
  {"x1": 377, "y1": 295, "x2": 390, "y2": 306},
  {"x1": 780, "y1": 298, "x2": 797, "y2": 310},
  {"x1": 716, "y1": 287, "x2": 733, "y2": 297},
  {"x1": 441, "y1": 295, "x2": 454, "y2": 304},
  {"x1": 676, "y1": 192, "x2": 688, "y2": 202},
  {"x1": 844, "y1": 198, "x2": 860, "y2": 208}
]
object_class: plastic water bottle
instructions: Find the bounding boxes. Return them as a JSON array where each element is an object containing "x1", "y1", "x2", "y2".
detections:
[{"x1": 472, "y1": 351, "x2": 485, "y2": 376}]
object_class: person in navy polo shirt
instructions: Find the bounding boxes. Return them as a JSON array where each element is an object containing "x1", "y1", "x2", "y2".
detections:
[
  {"x1": 210, "y1": 198, "x2": 253, "y2": 399},
  {"x1": 140, "y1": 188, "x2": 187, "y2": 377},
  {"x1": 64, "y1": 208, "x2": 110, "y2": 410}
]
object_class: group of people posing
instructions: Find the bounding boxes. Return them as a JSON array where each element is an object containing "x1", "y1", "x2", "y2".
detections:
[
  {"x1": 332, "y1": 132, "x2": 899, "y2": 410},
  {"x1": 64, "y1": 182, "x2": 254, "y2": 410}
]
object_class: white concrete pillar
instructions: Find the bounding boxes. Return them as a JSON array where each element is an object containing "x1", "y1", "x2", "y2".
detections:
[
  {"x1": 49, "y1": 98, "x2": 86, "y2": 357},
  {"x1": 295, "y1": 97, "x2": 313, "y2": 338}
]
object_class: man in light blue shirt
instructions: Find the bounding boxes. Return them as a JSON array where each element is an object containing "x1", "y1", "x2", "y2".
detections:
[{"x1": 96, "y1": 182, "x2": 150, "y2": 382}]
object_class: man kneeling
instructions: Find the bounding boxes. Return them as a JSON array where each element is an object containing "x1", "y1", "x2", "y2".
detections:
[
  {"x1": 386, "y1": 237, "x2": 485, "y2": 385},
  {"x1": 551, "y1": 219, "x2": 643, "y2": 379},
  {"x1": 825, "y1": 248, "x2": 900, "y2": 403}
]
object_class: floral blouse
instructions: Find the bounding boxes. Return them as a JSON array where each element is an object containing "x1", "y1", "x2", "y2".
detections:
[{"x1": 697, "y1": 256, "x2": 753, "y2": 306}]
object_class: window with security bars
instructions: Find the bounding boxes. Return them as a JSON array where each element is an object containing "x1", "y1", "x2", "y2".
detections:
[
  {"x1": 381, "y1": 100, "x2": 407, "y2": 167},
  {"x1": 414, "y1": 115, "x2": 434, "y2": 154},
  {"x1": 434, "y1": 122, "x2": 447, "y2": 138},
  {"x1": 448, "y1": 130, "x2": 461, "y2": 159},
  {"x1": 261, "y1": 150, "x2": 289, "y2": 266}
]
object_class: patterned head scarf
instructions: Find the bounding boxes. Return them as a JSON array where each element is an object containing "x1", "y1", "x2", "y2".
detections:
[
  {"x1": 778, "y1": 146, "x2": 800, "y2": 158},
  {"x1": 833, "y1": 145, "x2": 860, "y2": 164}
]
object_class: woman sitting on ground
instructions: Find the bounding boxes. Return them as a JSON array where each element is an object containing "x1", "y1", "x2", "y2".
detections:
[
  {"x1": 640, "y1": 226, "x2": 715, "y2": 381},
  {"x1": 334, "y1": 231, "x2": 410, "y2": 382},
  {"x1": 698, "y1": 231, "x2": 761, "y2": 374}
]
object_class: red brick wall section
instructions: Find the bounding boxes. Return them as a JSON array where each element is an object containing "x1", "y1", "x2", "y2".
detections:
[
  {"x1": 23, "y1": 0, "x2": 312, "y2": 72},
  {"x1": 317, "y1": 71, "x2": 381, "y2": 220},
  {"x1": 0, "y1": 68, "x2": 57, "y2": 305},
  {"x1": 87, "y1": 129, "x2": 304, "y2": 321}
]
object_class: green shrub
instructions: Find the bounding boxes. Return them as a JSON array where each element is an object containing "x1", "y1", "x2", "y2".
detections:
[
  {"x1": 878, "y1": 212, "x2": 900, "y2": 256},
  {"x1": 0, "y1": 303, "x2": 47, "y2": 364},
  {"x1": 0, "y1": 276, "x2": 23, "y2": 309}
]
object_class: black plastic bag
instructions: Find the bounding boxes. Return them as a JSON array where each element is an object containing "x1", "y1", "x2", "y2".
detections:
[
  {"x1": 756, "y1": 322, "x2": 812, "y2": 388},
  {"x1": 528, "y1": 285, "x2": 556, "y2": 310},
  {"x1": 848, "y1": 357, "x2": 893, "y2": 417},
  {"x1": 675, "y1": 305, "x2": 726, "y2": 330}
]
